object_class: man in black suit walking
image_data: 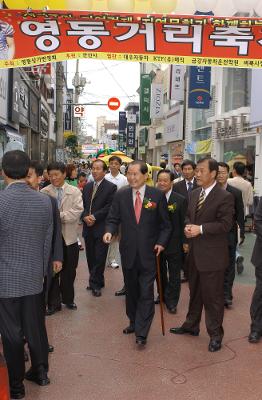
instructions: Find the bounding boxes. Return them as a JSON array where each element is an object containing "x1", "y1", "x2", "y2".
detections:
[
  {"x1": 249, "y1": 197, "x2": 262, "y2": 343},
  {"x1": 104, "y1": 161, "x2": 172, "y2": 347},
  {"x1": 83, "y1": 159, "x2": 117, "y2": 297},
  {"x1": 173, "y1": 159, "x2": 198, "y2": 201},
  {"x1": 217, "y1": 162, "x2": 245, "y2": 307},
  {"x1": 157, "y1": 169, "x2": 187, "y2": 314}
]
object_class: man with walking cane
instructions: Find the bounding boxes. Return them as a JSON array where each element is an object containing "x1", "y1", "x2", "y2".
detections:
[{"x1": 104, "y1": 161, "x2": 171, "y2": 347}]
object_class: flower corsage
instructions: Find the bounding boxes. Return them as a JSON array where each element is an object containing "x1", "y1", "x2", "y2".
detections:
[{"x1": 143, "y1": 197, "x2": 157, "y2": 210}]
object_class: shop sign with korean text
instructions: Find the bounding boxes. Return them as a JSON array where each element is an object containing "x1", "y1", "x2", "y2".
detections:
[
  {"x1": 188, "y1": 66, "x2": 211, "y2": 109},
  {"x1": 140, "y1": 74, "x2": 151, "y2": 126},
  {"x1": 118, "y1": 111, "x2": 127, "y2": 152},
  {"x1": 2, "y1": 11, "x2": 262, "y2": 69}
]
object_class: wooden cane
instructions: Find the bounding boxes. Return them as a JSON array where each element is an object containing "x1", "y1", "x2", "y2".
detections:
[{"x1": 156, "y1": 254, "x2": 165, "y2": 336}]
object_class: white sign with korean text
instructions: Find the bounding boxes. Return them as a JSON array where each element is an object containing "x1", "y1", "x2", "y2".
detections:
[
  {"x1": 74, "y1": 105, "x2": 86, "y2": 118},
  {"x1": 170, "y1": 65, "x2": 185, "y2": 101},
  {"x1": 164, "y1": 104, "x2": 184, "y2": 142}
]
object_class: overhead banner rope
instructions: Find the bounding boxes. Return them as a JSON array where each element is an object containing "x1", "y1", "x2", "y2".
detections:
[{"x1": 1, "y1": 10, "x2": 262, "y2": 68}]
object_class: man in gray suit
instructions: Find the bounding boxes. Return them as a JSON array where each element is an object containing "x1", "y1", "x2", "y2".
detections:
[{"x1": 0, "y1": 151, "x2": 53, "y2": 400}]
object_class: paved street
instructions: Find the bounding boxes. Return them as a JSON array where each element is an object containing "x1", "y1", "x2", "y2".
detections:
[{"x1": 6, "y1": 231, "x2": 262, "y2": 400}]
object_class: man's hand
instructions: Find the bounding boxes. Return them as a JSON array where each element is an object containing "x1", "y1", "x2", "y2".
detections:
[
  {"x1": 103, "y1": 232, "x2": 112, "y2": 244},
  {"x1": 185, "y1": 224, "x2": 201, "y2": 238},
  {"x1": 154, "y1": 244, "x2": 165, "y2": 256},
  {"x1": 183, "y1": 244, "x2": 189, "y2": 253},
  {"x1": 53, "y1": 261, "x2": 63, "y2": 274},
  {"x1": 83, "y1": 215, "x2": 95, "y2": 226}
]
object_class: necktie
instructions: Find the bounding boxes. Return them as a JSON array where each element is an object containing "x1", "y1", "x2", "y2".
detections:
[
  {"x1": 196, "y1": 189, "x2": 205, "y2": 212},
  {"x1": 187, "y1": 181, "x2": 193, "y2": 192},
  {"x1": 56, "y1": 188, "x2": 63, "y2": 209},
  {"x1": 89, "y1": 182, "x2": 98, "y2": 214},
  {"x1": 134, "y1": 190, "x2": 142, "y2": 224}
]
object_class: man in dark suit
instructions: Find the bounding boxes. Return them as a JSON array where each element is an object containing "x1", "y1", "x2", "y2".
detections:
[
  {"x1": 83, "y1": 159, "x2": 117, "y2": 297},
  {"x1": 173, "y1": 159, "x2": 198, "y2": 282},
  {"x1": 156, "y1": 169, "x2": 187, "y2": 313},
  {"x1": 217, "y1": 162, "x2": 245, "y2": 307},
  {"x1": 249, "y1": 198, "x2": 262, "y2": 343},
  {"x1": 173, "y1": 159, "x2": 198, "y2": 201},
  {"x1": 0, "y1": 151, "x2": 53, "y2": 400},
  {"x1": 104, "y1": 161, "x2": 172, "y2": 347},
  {"x1": 170, "y1": 157, "x2": 234, "y2": 352}
]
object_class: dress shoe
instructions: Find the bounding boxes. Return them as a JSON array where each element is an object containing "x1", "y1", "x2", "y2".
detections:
[
  {"x1": 25, "y1": 367, "x2": 50, "y2": 386},
  {"x1": 136, "y1": 336, "x2": 147, "y2": 346},
  {"x1": 224, "y1": 298, "x2": 232, "y2": 308},
  {"x1": 236, "y1": 256, "x2": 244, "y2": 274},
  {"x1": 115, "y1": 287, "x2": 126, "y2": 296},
  {"x1": 65, "y1": 303, "x2": 77, "y2": 310},
  {"x1": 170, "y1": 326, "x2": 199, "y2": 336},
  {"x1": 10, "y1": 387, "x2": 25, "y2": 400},
  {"x1": 154, "y1": 295, "x2": 160, "y2": 304},
  {"x1": 248, "y1": 331, "x2": 261, "y2": 343},
  {"x1": 167, "y1": 306, "x2": 177, "y2": 314},
  {"x1": 45, "y1": 305, "x2": 61, "y2": 316},
  {"x1": 208, "y1": 339, "x2": 222, "y2": 352},
  {"x1": 92, "y1": 289, "x2": 102, "y2": 297},
  {"x1": 123, "y1": 325, "x2": 135, "y2": 334},
  {"x1": 48, "y1": 344, "x2": 54, "y2": 353}
]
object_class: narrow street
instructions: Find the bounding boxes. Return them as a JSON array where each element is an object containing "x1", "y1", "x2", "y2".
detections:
[{"x1": 20, "y1": 231, "x2": 262, "y2": 400}]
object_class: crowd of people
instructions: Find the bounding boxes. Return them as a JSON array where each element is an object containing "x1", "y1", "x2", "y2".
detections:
[{"x1": 0, "y1": 150, "x2": 261, "y2": 400}]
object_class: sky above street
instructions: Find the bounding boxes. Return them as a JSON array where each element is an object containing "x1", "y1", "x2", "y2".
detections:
[{"x1": 67, "y1": 59, "x2": 140, "y2": 138}]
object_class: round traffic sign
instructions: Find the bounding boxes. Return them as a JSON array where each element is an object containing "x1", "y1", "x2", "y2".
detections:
[{"x1": 108, "y1": 97, "x2": 120, "y2": 111}]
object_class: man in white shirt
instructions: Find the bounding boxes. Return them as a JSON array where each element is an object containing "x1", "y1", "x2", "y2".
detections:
[
  {"x1": 105, "y1": 156, "x2": 128, "y2": 282},
  {"x1": 228, "y1": 161, "x2": 254, "y2": 274}
]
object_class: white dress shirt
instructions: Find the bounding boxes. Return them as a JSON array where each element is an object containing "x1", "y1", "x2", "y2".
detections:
[
  {"x1": 166, "y1": 189, "x2": 172, "y2": 202},
  {"x1": 132, "y1": 185, "x2": 146, "y2": 207},
  {"x1": 105, "y1": 172, "x2": 128, "y2": 190}
]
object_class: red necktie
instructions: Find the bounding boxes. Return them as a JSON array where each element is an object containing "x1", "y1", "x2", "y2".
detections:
[{"x1": 134, "y1": 190, "x2": 142, "y2": 224}]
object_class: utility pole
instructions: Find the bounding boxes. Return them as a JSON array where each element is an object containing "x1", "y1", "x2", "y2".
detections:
[{"x1": 56, "y1": 61, "x2": 65, "y2": 162}]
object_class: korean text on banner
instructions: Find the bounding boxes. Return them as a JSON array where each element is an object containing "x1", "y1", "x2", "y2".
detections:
[
  {"x1": 118, "y1": 111, "x2": 127, "y2": 152},
  {"x1": 188, "y1": 66, "x2": 211, "y2": 109}
]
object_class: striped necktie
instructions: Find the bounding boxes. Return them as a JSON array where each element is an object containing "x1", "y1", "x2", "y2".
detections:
[
  {"x1": 196, "y1": 189, "x2": 205, "y2": 212},
  {"x1": 89, "y1": 182, "x2": 98, "y2": 214}
]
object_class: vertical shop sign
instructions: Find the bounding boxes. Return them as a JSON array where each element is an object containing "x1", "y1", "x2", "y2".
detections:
[
  {"x1": 188, "y1": 66, "x2": 211, "y2": 109},
  {"x1": 140, "y1": 74, "x2": 151, "y2": 126}
]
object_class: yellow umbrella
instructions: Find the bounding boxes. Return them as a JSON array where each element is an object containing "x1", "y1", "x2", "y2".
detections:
[{"x1": 100, "y1": 151, "x2": 134, "y2": 164}]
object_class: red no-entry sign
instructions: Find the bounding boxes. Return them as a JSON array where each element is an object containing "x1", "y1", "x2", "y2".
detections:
[{"x1": 108, "y1": 97, "x2": 120, "y2": 111}]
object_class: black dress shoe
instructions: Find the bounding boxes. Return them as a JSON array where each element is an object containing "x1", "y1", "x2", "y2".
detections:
[
  {"x1": 248, "y1": 331, "x2": 261, "y2": 343},
  {"x1": 46, "y1": 305, "x2": 61, "y2": 316},
  {"x1": 115, "y1": 287, "x2": 126, "y2": 296},
  {"x1": 92, "y1": 289, "x2": 102, "y2": 297},
  {"x1": 170, "y1": 326, "x2": 199, "y2": 336},
  {"x1": 123, "y1": 325, "x2": 135, "y2": 334},
  {"x1": 208, "y1": 339, "x2": 222, "y2": 352},
  {"x1": 167, "y1": 306, "x2": 177, "y2": 314},
  {"x1": 10, "y1": 388, "x2": 25, "y2": 400},
  {"x1": 224, "y1": 298, "x2": 233, "y2": 308},
  {"x1": 25, "y1": 367, "x2": 50, "y2": 386},
  {"x1": 65, "y1": 303, "x2": 77, "y2": 310},
  {"x1": 236, "y1": 256, "x2": 244, "y2": 274},
  {"x1": 48, "y1": 344, "x2": 54, "y2": 353},
  {"x1": 136, "y1": 336, "x2": 147, "y2": 346}
]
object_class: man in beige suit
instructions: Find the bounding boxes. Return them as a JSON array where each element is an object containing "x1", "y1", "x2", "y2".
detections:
[{"x1": 42, "y1": 162, "x2": 83, "y2": 313}]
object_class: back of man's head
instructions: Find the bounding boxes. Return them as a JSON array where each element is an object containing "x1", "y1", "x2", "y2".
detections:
[
  {"x1": 233, "y1": 162, "x2": 246, "y2": 177},
  {"x1": 2, "y1": 150, "x2": 30, "y2": 180}
]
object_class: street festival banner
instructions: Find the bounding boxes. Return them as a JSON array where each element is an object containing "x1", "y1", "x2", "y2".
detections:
[{"x1": 2, "y1": 10, "x2": 262, "y2": 68}]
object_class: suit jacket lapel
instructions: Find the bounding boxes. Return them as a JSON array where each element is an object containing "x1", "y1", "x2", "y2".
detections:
[
  {"x1": 127, "y1": 187, "x2": 137, "y2": 224},
  {"x1": 195, "y1": 184, "x2": 218, "y2": 218}
]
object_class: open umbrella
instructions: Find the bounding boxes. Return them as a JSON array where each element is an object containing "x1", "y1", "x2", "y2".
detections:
[{"x1": 100, "y1": 151, "x2": 134, "y2": 164}]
